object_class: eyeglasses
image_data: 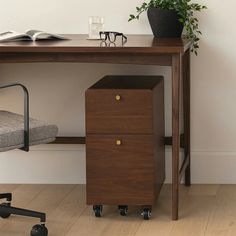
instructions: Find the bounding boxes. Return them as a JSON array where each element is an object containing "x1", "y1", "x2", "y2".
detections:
[
  {"x1": 100, "y1": 41, "x2": 117, "y2": 47},
  {"x1": 99, "y1": 31, "x2": 127, "y2": 43}
]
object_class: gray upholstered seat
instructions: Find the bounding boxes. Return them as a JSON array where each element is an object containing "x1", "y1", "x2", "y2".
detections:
[{"x1": 0, "y1": 110, "x2": 58, "y2": 152}]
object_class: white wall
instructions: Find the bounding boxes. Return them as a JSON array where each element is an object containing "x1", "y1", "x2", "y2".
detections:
[{"x1": 0, "y1": 0, "x2": 236, "y2": 184}]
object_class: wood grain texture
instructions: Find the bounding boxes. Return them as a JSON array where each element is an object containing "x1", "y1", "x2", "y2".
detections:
[
  {"x1": 205, "y1": 185, "x2": 236, "y2": 236},
  {"x1": 182, "y1": 49, "x2": 191, "y2": 186},
  {"x1": 86, "y1": 89, "x2": 153, "y2": 134},
  {"x1": 51, "y1": 136, "x2": 86, "y2": 144},
  {"x1": 0, "y1": 35, "x2": 192, "y2": 220},
  {"x1": 0, "y1": 35, "x2": 191, "y2": 53},
  {"x1": 172, "y1": 54, "x2": 181, "y2": 220},
  {"x1": 0, "y1": 185, "x2": 75, "y2": 235},
  {"x1": 86, "y1": 76, "x2": 165, "y2": 207},
  {"x1": 86, "y1": 76, "x2": 164, "y2": 135},
  {"x1": 152, "y1": 79, "x2": 165, "y2": 198},
  {"x1": 44, "y1": 185, "x2": 86, "y2": 235},
  {"x1": 0, "y1": 52, "x2": 172, "y2": 66},
  {"x1": 0, "y1": 35, "x2": 191, "y2": 65},
  {"x1": 0, "y1": 184, "x2": 46, "y2": 234},
  {"x1": 3, "y1": 184, "x2": 236, "y2": 236},
  {"x1": 86, "y1": 134, "x2": 157, "y2": 205}
]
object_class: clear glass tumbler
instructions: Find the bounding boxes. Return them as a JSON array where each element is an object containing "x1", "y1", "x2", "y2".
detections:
[{"x1": 88, "y1": 16, "x2": 104, "y2": 39}]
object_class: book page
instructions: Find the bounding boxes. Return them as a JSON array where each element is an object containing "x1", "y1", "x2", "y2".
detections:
[
  {"x1": 25, "y1": 30, "x2": 67, "y2": 41},
  {"x1": 0, "y1": 31, "x2": 32, "y2": 42},
  {"x1": 25, "y1": 30, "x2": 41, "y2": 38}
]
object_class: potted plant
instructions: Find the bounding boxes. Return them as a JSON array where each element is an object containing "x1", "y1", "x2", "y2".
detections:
[{"x1": 129, "y1": 0, "x2": 207, "y2": 54}]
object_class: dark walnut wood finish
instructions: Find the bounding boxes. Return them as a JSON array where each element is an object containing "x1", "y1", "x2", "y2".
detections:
[
  {"x1": 86, "y1": 76, "x2": 157, "y2": 134},
  {"x1": 0, "y1": 34, "x2": 191, "y2": 220},
  {"x1": 86, "y1": 76, "x2": 165, "y2": 207},
  {"x1": 86, "y1": 135, "x2": 161, "y2": 205},
  {"x1": 86, "y1": 90, "x2": 153, "y2": 134}
]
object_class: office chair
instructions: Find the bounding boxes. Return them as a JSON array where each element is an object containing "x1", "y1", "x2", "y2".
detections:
[{"x1": 0, "y1": 83, "x2": 58, "y2": 236}]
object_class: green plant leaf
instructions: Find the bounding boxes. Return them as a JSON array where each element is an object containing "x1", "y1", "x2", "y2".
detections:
[{"x1": 128, "y1": 0, "x2": 207, "y2": 55}]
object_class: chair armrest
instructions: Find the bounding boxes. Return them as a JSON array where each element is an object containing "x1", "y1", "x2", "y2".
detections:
[{"x1": 0, "y1": 83, "x2": 29, "y2": 151}]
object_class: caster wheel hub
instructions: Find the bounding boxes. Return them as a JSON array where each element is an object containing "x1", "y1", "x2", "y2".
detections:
[
  {"x1": 31, "y1": 224, "x2": 48, "y2": 236},
  {"x1": 142, "y1": 208, "x2": 152, "y2": 220},
  {"x1": 93, "y1": 205, "x2": 103, "y2": 217},
  {"x1": 0, "y1": 202, "x2": 11, "y2": 218},
  {"x1": 118, "y1": 205, "x2": 128, "y2": 216}
]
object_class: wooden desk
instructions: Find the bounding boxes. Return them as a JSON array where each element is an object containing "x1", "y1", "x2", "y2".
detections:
[{"x1": 0, "y1": 34, "x2": 191, "y2": 220}]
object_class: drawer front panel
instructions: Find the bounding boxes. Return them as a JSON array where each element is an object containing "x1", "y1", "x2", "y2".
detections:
[
  {"x1": 86, "y1": 134, "x2": 155, "y2": 205},
  {"x1": 86, "y1": 89, "x2": 153, "y2": 134}
]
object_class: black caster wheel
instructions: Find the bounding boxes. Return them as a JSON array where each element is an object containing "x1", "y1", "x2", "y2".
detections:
[
  {"x1": 141, "y1": 208, "x2": 151, "y2": 220},
  {"x1": 31, "y1": 224, "x2": 48, "y2": 236},
  {"x1": 118, "y1": 205, "x2": 128, "y2": 216},
  {"x1": 0, "y1": 202, "x2": 11, "y2": 219},
  {"x1": 93, "y1": 205, "x2": 103, "y2": 217}
]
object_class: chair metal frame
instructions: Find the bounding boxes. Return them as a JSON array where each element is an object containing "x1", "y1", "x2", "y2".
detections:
[
  {"x1": 0, "y1": 83, "x2": 29, "y2": 151},
  {"x1": 0, "y1": 83, "x2": 47, "y2": 235}
]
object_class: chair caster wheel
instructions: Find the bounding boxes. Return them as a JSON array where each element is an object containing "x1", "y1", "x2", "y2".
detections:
[
  {"x1": 93, "y1": 205, "x2": 103, "y2": 217},
  {"x1": 141, "y1": 208, "x2": 151, "y2": 220},
  {"x1": 0, "y1": 202, "x2": 11, "y2": 218},
  {"x1": 31, "y1": 224, "x2": 48, "y2": 236},
  {"x1": 118, "y1": 205, "x2": 128, "y2": 216}
]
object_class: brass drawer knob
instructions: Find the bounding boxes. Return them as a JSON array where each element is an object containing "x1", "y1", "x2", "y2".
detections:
[
  {"x1": 115, "y1": 95, "x2": 121, "y2": 101},
  {"x1": 116, "y1": 140, "x2": 122, "y2": 146}
]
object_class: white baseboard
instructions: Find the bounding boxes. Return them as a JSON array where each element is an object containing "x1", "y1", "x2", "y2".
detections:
[
  {"x1": 0, "y1": 145, "x2": 86, "y2": 184},
  {"x1": 165, "y1": 149, "x2": 236, "y2": 184},
  {"x1": 0, "y1": 145, "x2": 236, "y2": 184}
]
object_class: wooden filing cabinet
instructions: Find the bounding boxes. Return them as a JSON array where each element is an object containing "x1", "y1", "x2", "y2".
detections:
[{"x1": 85, "y1": 75, "x2": 165, "y2": 219}]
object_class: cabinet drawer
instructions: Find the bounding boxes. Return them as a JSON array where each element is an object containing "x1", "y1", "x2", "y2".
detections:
[
  {"x1": 86, "y1": 134, "x2": 156, "y2": 205},
  {"x1": 86, "y1": 89, "x2": 153, "y2": 134}
]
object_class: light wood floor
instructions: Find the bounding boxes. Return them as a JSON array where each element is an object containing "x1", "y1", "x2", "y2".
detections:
[{"x1": 0, "y1": 184, "x2": 235, "y2": 236}]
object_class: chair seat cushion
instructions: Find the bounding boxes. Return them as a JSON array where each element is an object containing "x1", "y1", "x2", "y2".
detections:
[{"x1": 0, "y1": 111, "x2": 58, "y2": 152}]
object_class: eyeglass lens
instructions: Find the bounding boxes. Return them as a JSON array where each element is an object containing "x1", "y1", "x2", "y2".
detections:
[
  {"x1": 108, "y1": 33, "x2": 116, "y2": 43},
  {"x1": 100, "y1": 32, "x2": 127, "y2": 43},
  {"x1": 100, "y1": 32, "x2": 107, "y2": 41}
]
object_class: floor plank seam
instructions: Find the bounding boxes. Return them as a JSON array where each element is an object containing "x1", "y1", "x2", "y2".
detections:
[
  {"x1": 65, "y1": 205, "x2": 89, "y2": 236},
  {"x1": 203, "y1": 194, "x2": 218, "y2": 236}
]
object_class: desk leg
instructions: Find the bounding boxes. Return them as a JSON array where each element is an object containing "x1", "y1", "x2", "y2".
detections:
[
  {"x1": 172, "y1": 54, "x2": 181, "y2": 220},
  {"x1": 183, "y1": 49, "x2": 191, "y2": 186}
]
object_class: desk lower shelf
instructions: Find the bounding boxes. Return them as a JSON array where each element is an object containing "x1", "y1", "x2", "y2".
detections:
[
  {"x1": 51, "y1": 134, "x2": 185, "y2": 147},
  {"x1": 50, "y1": 134, "x2": 189, "y2": 186}
]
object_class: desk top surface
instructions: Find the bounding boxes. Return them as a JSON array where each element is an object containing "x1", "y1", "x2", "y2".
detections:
[{"x1": 0, "y1": 34, "x2": 191, "y2": 54}]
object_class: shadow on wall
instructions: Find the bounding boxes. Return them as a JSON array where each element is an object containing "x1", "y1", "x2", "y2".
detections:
[
  {"x1": 191, "y1": 39, "x2": 236, "y2": 151},
  {"x1": 0, "y1": 63, "x2": 172, "y2": 137}
]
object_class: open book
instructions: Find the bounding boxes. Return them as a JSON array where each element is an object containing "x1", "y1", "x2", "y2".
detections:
[{"x1": 0, "y1": 30, "x2": 67, "y2": 42}]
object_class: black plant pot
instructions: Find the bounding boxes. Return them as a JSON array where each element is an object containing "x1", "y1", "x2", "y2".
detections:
[{"x1": 147, "y1": 7, "x2": 184, "y2": 38}]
